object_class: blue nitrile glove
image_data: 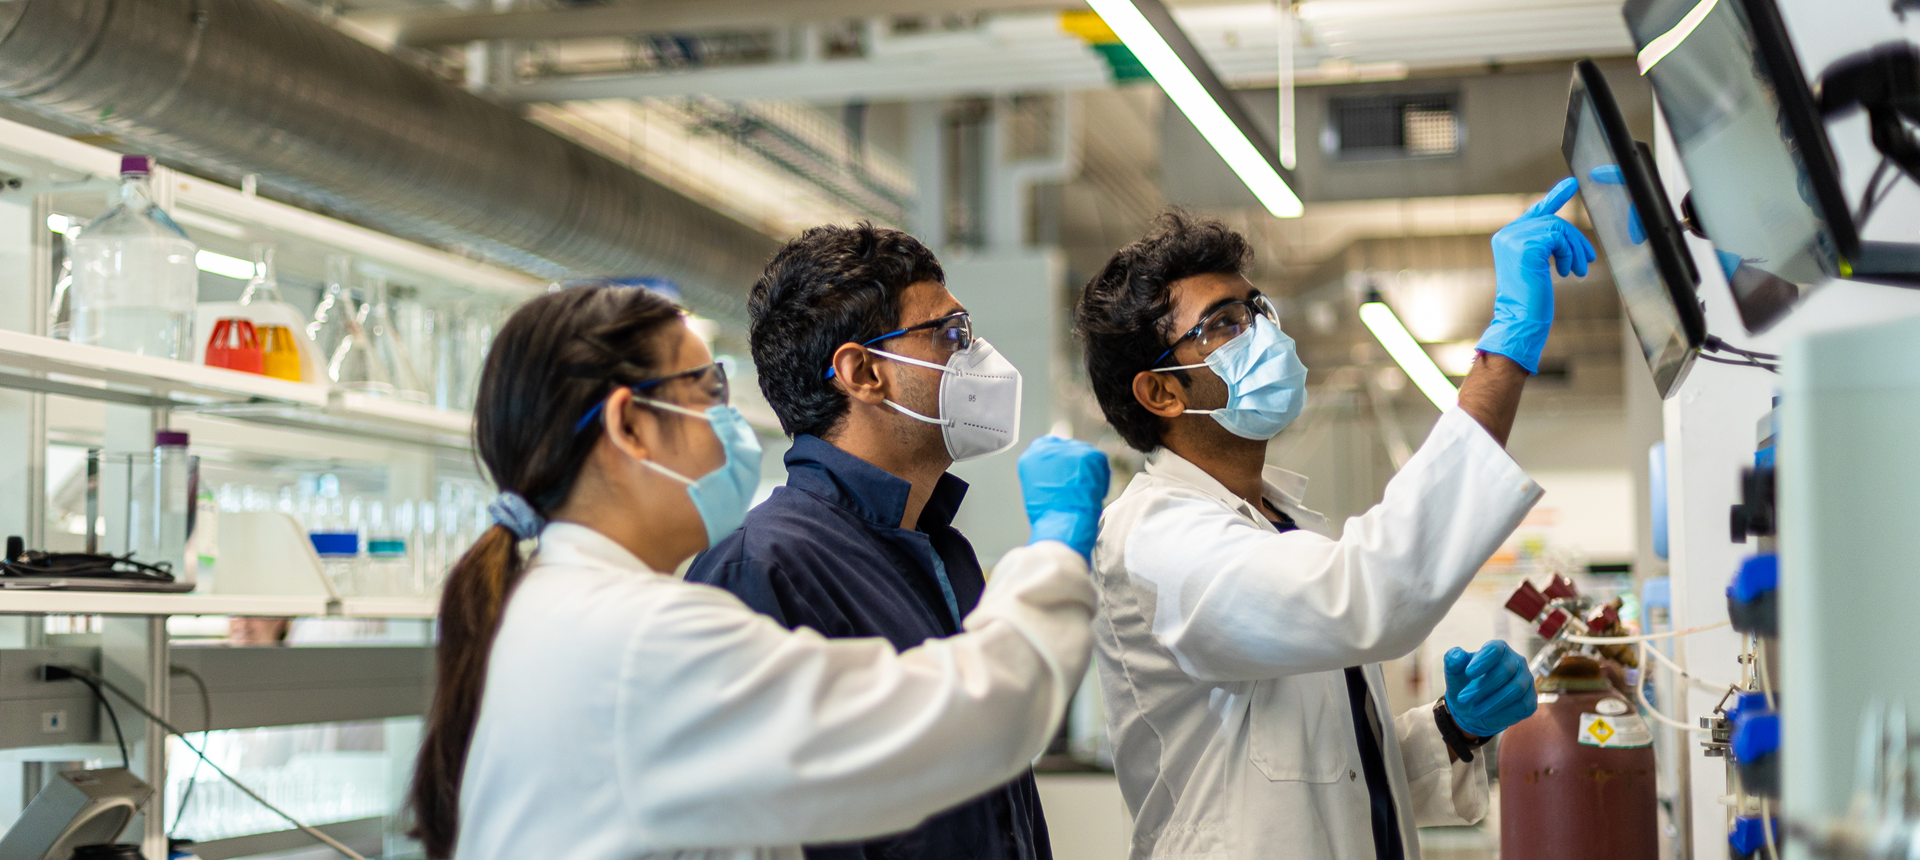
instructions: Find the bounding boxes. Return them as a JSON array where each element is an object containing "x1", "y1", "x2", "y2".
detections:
[
  {"x1": 1476, "y1": 177, "x2": 1598, "y2": 373},
  {"x1": 1018, "y1": 436, "x2": 1112, "y2": 562},
  {"x1": 1591, "y1": 166, "x2": 1745, "y2": 282},
  {"x1": 1589, "y1": 166, "x2": 1646, "y2": 244},
  {"x1": 1443, "y1": 640, "x2": 1537, "y2": 738}
]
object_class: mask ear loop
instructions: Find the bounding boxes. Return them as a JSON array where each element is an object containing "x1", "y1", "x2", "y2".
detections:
[
  {"x1": 630, "y1": 398, "x2": 716, "y2": 484},
  {"x1": 866, "y1": 348, "x2": 956, "y2": 427},
  {"x1": 1148, "y1": 359, "x2": 1226, "y2": 417}
]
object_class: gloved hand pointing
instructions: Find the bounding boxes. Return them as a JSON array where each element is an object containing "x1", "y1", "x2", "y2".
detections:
[
  {"x1": 1018, "y1": 436, "x2": 1111, "y2": 562},
  {"x1": 1443, "y1": 640, "x2": 1537, "y2": 738},
  {"x1": 1476, "y1": 177, "x2": 1598, "y2": 374}
]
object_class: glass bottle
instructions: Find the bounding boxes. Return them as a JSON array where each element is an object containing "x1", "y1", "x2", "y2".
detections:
[{"x1": 67, "y1": 155, "x2": 200, "y2": 359}]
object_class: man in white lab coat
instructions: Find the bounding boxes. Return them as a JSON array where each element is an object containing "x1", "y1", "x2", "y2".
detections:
[{"x1": 1072, "y1": 184, "x2": 1595, "y2": 860}]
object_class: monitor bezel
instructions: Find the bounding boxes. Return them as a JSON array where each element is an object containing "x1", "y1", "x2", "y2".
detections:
[{"x1": 1562, "y1": 59, "x2": 1706, "y2": 397}]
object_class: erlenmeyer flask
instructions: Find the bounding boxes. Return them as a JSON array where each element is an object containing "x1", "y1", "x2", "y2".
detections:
[
  {"x1": 364, "y1": 274, "x2": 427, "y2": 402},
  {"x1": 239, "y1": 244, "x2": 283, "y2": 306},
  {"x1": 328, "y1": 281, "x2": 391, "y2": 395},
  {"x1": 308, "y1": 255, "x2": 354, "y2": 362}
]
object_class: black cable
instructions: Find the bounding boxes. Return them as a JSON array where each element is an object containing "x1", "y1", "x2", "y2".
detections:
[
  {"x1": 168, "y1": 665, "x2": 212, "y2": 837},
  {"x1": 1857, "y1": 157, "x2": 1893, "y2": 224},
  {"x1": 1698, "y1": 352, "x2": 1781, "y2": 372},
  {"x1": 74, "y1": 674, "x2": 130, "y2": 770},
  {"x1": 51, "y1": 665, "x2": 365, "y2": 860},
  {"x1": 1703, "y1": 336, "x2": 1781, "y2": 361}
]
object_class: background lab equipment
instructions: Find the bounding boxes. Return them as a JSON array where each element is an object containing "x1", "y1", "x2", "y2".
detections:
[{"x1": 1625, "y1": 0, "x2": 1920, "y2": 331}]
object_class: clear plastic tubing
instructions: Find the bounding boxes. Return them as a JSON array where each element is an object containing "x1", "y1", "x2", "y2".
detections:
[{"x1": 67, "y1": 155, "x2": 200, "y2": 359}]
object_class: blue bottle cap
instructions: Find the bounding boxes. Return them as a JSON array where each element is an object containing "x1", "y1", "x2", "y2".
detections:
[{"x1": 309, "y1": 532, "x2": 358, "y2": 557}]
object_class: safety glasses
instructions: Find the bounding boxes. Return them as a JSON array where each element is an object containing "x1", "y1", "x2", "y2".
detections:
[
  {"x1": 1150, "y1": 295, "x2": 1279, "y2": 368},
  {"x1": 573, "y1": 362, "x2": 730, "y2": 433},
  {"x1": 824, "y1": 311, "x2": 973, "y2": 379}
]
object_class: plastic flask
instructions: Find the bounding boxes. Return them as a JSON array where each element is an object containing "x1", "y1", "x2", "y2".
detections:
[
  {"x1": 206, "y1": 318, "x2": 264, "y2": 374},
  {"x1": 67, "y1": 155, "x2": 200, "y2": 359}
]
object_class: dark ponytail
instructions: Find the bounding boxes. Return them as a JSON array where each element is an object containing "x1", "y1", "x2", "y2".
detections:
[{"x1": 409, "y1": 285, "x2": 684, "y2": 858}]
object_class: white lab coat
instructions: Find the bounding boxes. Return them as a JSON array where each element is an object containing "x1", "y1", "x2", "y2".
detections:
[
  {"x1": 1091, "y1": 408, "x2": 1543, "y2": 859},
  {"x1": 456, "y1": 522, "x2": 1095, "y2": 860}
]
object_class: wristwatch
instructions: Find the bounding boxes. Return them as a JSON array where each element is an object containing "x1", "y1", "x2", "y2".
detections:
[{"x1": 1433, "y1": 697, "x2": 1492, "y2": 763}]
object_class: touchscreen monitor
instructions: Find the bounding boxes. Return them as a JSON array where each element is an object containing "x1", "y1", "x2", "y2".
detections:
[
  {"x1": 1624, "y1": 0, "x2": 1857, "y2": 333},
  {"x1": 1564, "y1": 60, "x2": 1706, "y2": 398}
]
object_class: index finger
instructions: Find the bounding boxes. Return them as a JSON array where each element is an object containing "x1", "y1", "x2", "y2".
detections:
[{"x1": 1525, "y1": 176, "x2": 1581, "y2": 218}]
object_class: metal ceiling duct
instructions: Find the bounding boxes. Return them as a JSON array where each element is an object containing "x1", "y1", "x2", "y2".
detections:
[{"x1": 0, "y1": 0, "x2": 780, "y2": 319}]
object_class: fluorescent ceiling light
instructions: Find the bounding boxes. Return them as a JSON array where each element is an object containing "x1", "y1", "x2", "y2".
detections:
[
  {"x1": 1360, "y1": 300, "x2": 1457, "y2": 411},
  {"x1": 1087, "y1": 0, "x2": 1304, "y2": 217},
  {"x1": 196, "y1": 250, "x2": 256, "y2": 280}
]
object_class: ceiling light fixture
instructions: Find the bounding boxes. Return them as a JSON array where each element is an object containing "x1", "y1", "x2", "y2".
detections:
[
  {"x1": 1360, "y1": 297, "x2": 1457, "y2": 410},
  {"x1": 1087, "y1": 0, "x2": 1304, "y2": 217}
]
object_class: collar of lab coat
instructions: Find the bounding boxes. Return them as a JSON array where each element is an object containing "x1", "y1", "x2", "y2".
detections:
[
  {"x1": 532, "y1": 521, "x2": 660, "y2": 575},
  {"x1": 1142, "y1": 448, "x2": 1330, "y2": 536}
]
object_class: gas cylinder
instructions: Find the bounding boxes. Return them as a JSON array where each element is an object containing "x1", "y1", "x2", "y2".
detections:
[{"x1": 1499, "y1": 655, "x2": 1658, "y2": 860}]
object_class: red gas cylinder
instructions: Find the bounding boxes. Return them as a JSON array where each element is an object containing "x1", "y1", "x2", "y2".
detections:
[{"x1": 1499, "y1": 656, "x2": 1658, "y2": 860}]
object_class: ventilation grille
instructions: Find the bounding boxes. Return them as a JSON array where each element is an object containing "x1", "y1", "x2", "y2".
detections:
[{"x1": 1326, "y1": 93, "x2": 1462, "y2": 160}]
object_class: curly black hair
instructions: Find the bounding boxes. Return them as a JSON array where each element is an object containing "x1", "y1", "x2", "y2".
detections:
[
  {"x1": 1073, "y1": 211, "x2": 1254, "y2": 453},
  {"x1": 749, "y1": 223, "x2": 945, "y2": 439}
]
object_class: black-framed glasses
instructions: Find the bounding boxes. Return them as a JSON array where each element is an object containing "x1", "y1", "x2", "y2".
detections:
[
  {"x1": 824, "y1": 311, "x2": 973, "y2": 379},
  {"x1": 1150, "y1": 295, "x2": 1279, "y2": 368},
  {"x1": 573, "y1": 362, "x2": 730, "y2": 433}
]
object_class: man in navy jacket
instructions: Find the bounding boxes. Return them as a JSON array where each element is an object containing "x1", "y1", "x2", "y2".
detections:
[{"x1": 687, "y1": 223, "x2": 1051, "y2": 860}]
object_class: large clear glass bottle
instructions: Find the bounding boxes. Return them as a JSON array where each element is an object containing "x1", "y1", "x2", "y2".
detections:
[{"x1": 67, "y1": 155, "x2": 200, "y2": 359}]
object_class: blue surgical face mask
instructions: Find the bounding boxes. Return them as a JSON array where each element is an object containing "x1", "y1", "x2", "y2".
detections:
[
  {"x1": 637, "y1": 402, "x2": 765, "y2": 548},
  {"x1": 1158, "y1": 314, "x2": 1309, "y2": 440}
]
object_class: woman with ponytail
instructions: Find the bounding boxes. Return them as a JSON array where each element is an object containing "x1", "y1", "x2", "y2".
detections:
[{"x1": 408, "y1": 284, "x2": 1109, "y2": 859}]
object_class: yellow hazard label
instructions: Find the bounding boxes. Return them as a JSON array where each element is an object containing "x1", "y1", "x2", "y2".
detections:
[{"x1": 1579, "y1": 711, "x2": 1653, "y2": 748}]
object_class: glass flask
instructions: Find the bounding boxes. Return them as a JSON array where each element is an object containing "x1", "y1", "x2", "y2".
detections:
[
  {"x1": 238, "y1": 243, "x2": 282, "y2": 305},
  {"x1": 364, "y1": 274, "x2": 428, "y2": 402},
  {"x1": 391, "y1": 286, "x2": 438, "y2": 404},
  {"x1": 67, "y1": 155, "x2": 200, "y2": 359},
  {"x1": 307, "y1": 255, "x2": 355, "y2": 364}
]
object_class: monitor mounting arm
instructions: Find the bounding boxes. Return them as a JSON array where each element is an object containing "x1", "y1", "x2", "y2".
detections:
[{"x1": 1819, "y1": 43, "x2": 1920, "y2": 186}]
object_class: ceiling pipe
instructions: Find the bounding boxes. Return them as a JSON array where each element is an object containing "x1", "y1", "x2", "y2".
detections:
[{"x1": 0, "y1": 0, "x2": 780, "y2": 320}]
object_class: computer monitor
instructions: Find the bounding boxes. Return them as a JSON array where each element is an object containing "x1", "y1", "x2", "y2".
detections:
[
  {"x1": 1624, "y1": 0, "x2": 1858, "y2": 333},
  {"x1": 1564, "y1": 60, "x2": 1706, "y2": 398}
]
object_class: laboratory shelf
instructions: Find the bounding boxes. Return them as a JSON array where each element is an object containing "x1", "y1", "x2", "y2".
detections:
[
  {"x1": 0, "y1": 589, "x2": 442, "y2": 619},
  {"x1": 0, "y1": 329, "x2": 328, "y2": 409},
  {"x1": 336, "y1": 595, "x2": 441, "y2": 618},
  {"x1": 0, "y1": 590, "x2": 328, "y2": 617},
  {"x1": 0, "y1": 329, "x2": 477, "y2": 449}
]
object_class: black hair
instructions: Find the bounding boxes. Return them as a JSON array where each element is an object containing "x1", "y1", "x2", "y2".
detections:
[
  {"x1": 410, "y1": 285, "x2": 683, "y2": 859},
  {"x1": 748, "y1": 223, "x2": 944, "y2": 439},
  {"x1": 1073, "y1": 210, "x2": 1254, "y2": 453}
]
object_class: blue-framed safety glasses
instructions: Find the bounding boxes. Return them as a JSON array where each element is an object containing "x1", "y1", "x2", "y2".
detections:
[{"x1": 573, "y1": 361, "x2": 730, "y2": 433}]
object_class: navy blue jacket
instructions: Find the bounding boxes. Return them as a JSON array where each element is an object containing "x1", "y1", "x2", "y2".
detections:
[{"x1": 686, "y1": 434, "x2": 1052, "y2": 860}]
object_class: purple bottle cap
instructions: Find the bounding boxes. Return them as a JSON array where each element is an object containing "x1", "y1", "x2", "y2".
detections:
[
  {"x1": 154, "y1": 430, "x2": 189, "y2": 447},
  {"x1": 120, "y1": 155, "x2": 153, "y2": 176}
]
